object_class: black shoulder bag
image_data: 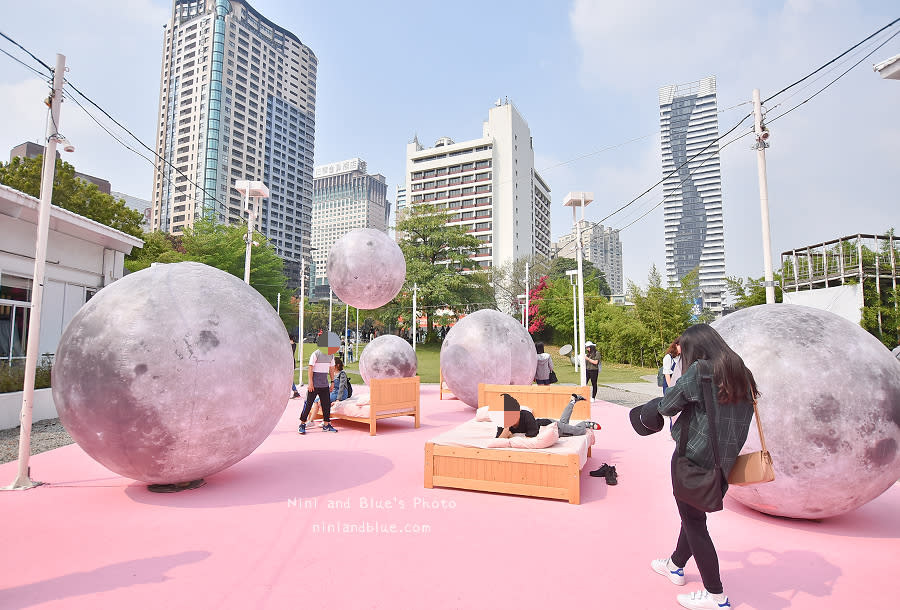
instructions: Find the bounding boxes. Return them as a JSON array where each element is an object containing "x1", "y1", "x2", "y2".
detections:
[{"x1": 671, "y1": 360, "x2": 725, "y2": 513}]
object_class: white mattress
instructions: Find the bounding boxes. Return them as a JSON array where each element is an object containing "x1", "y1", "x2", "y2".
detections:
[
  {"x1": 428, "y1": 420, "x2": 595, "y2": 468},
  {"x1": 330, "y1": 395, "x2": 414, "y2": 419}
]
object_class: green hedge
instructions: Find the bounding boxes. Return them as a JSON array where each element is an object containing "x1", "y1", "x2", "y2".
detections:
[{"x1": 0, "y1": 360, "x2": 53, "y2": 393}]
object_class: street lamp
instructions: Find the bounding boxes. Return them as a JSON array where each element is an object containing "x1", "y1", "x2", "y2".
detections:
[
  {"x1": 563, "y1": 191, "x2": 593, "y2": 388},
  {"x1": 565, "y1": 269, "x2": 579, "y2": 373},
  {"x1": 234, "y1": 180, "x2": 269, "y2": 284},
  {"x1": 297, "y1": 247, "x2": 317, "y2": 366}
]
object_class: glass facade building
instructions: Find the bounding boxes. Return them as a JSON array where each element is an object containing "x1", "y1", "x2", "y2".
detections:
[
  {"x1": 151, "y1": 0, "x2": 317, "y2": 287},
  {"x1": 658, "y1": 76, "x2": 725, "y2": 311}
]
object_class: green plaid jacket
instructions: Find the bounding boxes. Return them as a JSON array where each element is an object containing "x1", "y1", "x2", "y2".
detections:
[{"x1": 658, "y1": 361, "x2": 754, "y2": 476}]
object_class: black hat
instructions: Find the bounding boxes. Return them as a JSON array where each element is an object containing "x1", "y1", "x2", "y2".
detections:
[{"x1": 629, "y1": 398, "x2": 665, "y2": 436}]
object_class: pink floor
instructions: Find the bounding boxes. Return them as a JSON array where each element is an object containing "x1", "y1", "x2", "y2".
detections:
[{"x1": 1, "y1": 384, "x2": 897, "y2": 609}]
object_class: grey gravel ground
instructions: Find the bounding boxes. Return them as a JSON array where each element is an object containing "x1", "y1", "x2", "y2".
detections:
[
  {"x1": 0, "y1": 384, "x2": 656, "y2": 465},
  {"x1": 0, "y1": 418, "x2": 73, "y2": 465}
]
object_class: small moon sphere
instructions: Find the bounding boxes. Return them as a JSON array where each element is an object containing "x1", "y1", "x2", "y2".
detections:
[
  {"x1": 439, "y1": 309, "x2": 537, "y2": 407},
  {"x1": 326, "y1": 228, "x2": 406, "y2": 309},
  {"x1": 712, "y1": 304, "x2": 900, "y2": 519},
  {"x1": 358, "y1": 334, "x2": 418, "y2": 385},
  {"x1": 51, "y1": 262, "x2": 294, "y2": 485}
]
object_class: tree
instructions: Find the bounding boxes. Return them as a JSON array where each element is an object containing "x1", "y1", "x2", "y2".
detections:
[
  {"x1": 125, "y1": 231, "x2": 184, "y2": 272},
  {"x1": 725, "y1": 273, "x2": 783, "y2": 309},
  {"x1": 179, "y1": 219, "x2": 288, "y2": 306},
  {"x1": 548, "y1": 257, "x2": 611, "y2": 297},
  {"x1": 395, "y1": 204, "x2": 495, "y2": 339},
  {"x1": 628, "y1": 265, "x2": 693, "y2": 359},
  {"x1": 0, "y1": 155, "x2": 144, "y2": 238},
  {"x1": 491, "y1": 255, "x2": 552, "y2": 316}
]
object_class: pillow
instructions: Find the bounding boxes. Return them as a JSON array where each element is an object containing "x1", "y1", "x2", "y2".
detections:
[
  {"x1": 486, "y1": 422, "x2": 560, "y2": 449},
  {"x1": 476, "y1": 406, "x2": 492, "y2": 422},
  {"x1": 509, "y1": 422, "x2": 559, "y2": 449}
]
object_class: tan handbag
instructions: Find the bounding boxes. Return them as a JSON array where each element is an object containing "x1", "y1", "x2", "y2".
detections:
[{"x1": 728, "y1": 399, "x2": 775, "y2": 486}]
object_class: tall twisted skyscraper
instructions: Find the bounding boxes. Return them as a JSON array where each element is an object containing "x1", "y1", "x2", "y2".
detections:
[
  {"x1": 151, "y1": 0, "x2": 316, "y2": 286},
  {"x1": 658, "y1": 76, "x2": 725, "y2": 312}
]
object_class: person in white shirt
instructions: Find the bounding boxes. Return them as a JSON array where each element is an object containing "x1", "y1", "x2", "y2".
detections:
[{"x1": 299, "y1": 332, "x2": 341, "y2": 435}]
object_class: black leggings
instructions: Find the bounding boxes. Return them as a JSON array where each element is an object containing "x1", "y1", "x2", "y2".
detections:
[
  {"x1": 671, "y1": 496, "x2": 723, "y2": 594},
  {"x1": 301, "y1": 386, "x2": 332, "y2": 423},
  {"x1": 585, "y1": 369, "x2": 598, "y2": 398}
]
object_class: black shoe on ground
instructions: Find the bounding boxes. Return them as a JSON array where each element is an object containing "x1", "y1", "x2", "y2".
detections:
[
  {"x1": 605, "y1": 465, "x2": 618, "y2": 485},
  {"x1": 590, "y1": 463, "x2": 610, "y2": 478},
  {"x1": 292, "y1": 391, "x2": 301, "y2": 399},
  {"x1": 321, "y1": 423, "x2": 338, "y2": 433}
]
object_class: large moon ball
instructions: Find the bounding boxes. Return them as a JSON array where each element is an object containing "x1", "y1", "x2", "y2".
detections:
[
  {"x1": 358, "y1": 334, "x2": 418, "y2": 385},
  {"x1": 327, "y1": 228, "x2": 405, "y2": 309},
  {"x1": 712, "y1": 304, "x2": 900, "y2": 519},
  {"x1": 440, "y1": 309, "x2": 537, "y2": 407},
  {"x1": 52, "y1": 262, "x2": 294, "y2": 485}
]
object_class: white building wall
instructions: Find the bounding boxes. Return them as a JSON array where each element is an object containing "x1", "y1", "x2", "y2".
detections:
[{"x1": 404, "y1": 100, "x2": 550, "y2": 272}]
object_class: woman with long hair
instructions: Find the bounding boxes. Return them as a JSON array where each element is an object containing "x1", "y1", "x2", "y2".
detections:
[{"x1": 650, "y1": 324, "x2": 759, "y2": 610}]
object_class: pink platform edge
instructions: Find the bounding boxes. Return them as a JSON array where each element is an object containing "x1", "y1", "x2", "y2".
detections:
[{"x1": 1, "y1": 383, "x2": 897, "y2": 609}]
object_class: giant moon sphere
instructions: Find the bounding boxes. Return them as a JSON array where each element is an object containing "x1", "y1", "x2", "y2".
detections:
[
  {"x1": 359, "y1": 334, "x2": 418, "y2": 385},
  {"x1": 52, "y1": 262, "x2": 294, "y2": 485},
  {"x1": 327, "y1": 228, "x2": 405, "y2": 309},
  {"x1": 440, "y1": 309, "x2": 537, "y2": 407},
  {"x1": 712, "y1": 304, "x2": 900, "y2": 519}
]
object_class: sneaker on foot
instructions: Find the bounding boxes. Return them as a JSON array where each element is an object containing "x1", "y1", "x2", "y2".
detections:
[
  {"x1": 298, "y1": 423, "x2": 306, "y2": 435},
  {"x1": 651, "y1": 558, "x2": 685, "y2": 586},
  {"x1": 292, "y1": 391, "x2": 301, "y2": 399},
  {"x1": 571, "y1": 393, "x2": 586, "y2": 403},
  {"x1": 321, "y1": 423, "x2": 338, "y2": 433},
  {"x1": 677, "y1": 589, "x2": 730, "y2": 609}
]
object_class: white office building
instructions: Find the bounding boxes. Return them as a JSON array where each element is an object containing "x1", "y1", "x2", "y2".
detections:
[
  {"x1": 555, "y1": 220, "x2": 624, "y2": 295},
  {"x1": 404, "y1": 100, "x2": 551, "y2": 271},
  {"x1": 311, "y1": 158, "x2": 389, "y2": 299},
  {"x1": 658, "y1": 76, "x2": 725, "y2": 311},
  {"x1": 150, "y1": 0, "x2": 317, "y2": 287}
]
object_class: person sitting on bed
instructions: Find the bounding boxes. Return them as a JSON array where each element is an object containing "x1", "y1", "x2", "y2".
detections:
[{"x1": 496, "y1": 393, "x2": 600, "y2": 439}]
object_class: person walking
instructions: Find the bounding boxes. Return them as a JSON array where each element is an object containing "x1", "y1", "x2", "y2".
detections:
[
  {"x1": 533, "y1": 342, "x2": 554, "y2": 385},
  {"x1": 584, "y1": 341, "x2": 601, "y2": 399},
  {"x1": 662, "y1": 340, "x2": 682, "y2": 395},
  {"x1": 638, "y1": 324, "x2": 758, "y2": 609}
]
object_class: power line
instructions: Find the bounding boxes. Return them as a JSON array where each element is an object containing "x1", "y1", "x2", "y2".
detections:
[
  {"x1": 762, "y1": 16, "x2": 900, "y2": 104},
  {"x1": 767, "y1": 27, "x2": 900, "y2": 125},
  {"x1": 0, "y1": 46, "x2": 50, "y2": 79},
  {"x1": 0, "y1": 30, "x2": 54, "y2": 73}
]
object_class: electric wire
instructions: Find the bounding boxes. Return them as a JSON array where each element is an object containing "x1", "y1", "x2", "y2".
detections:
[
  {"x1": 0, "y1": 30, "x2": 54, "y2": 73},
  {"x1": 761, "y1": 16, "x2": 900, "y2": 104},
  {"x1": 0, "y1": 46, "x2": 50, "y2": 79},
  {"x1": 767, "y1": 27, "x2": 900, "y2": 126}
]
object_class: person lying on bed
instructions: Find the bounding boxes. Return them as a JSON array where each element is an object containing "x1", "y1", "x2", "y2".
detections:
[{"x1": 496, "y1": 393, "x2": 600, "y2": 439}]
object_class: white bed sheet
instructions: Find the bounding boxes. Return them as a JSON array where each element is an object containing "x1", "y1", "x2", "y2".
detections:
[{"x1": 428, "y1": 420, "x2": 595, "y2": 468}]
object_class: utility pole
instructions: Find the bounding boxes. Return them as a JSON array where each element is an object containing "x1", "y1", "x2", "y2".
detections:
[
  {"x1": 524, "y1": 261, "x2": 530, "y2": 331},
  {"x1": 4, "y1": 53, "x2": 66, "y2": 491},
  {"x1": 297, "y1": 258, "x2": 305, "y2": 366},
  {"x1": 412, "y1": 283, "x2": 417, "y2": 351},
  {"x1": 753, "y1": 89, "x2": 776, "y2": 304}
]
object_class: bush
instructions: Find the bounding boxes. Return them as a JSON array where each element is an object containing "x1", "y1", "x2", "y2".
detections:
[{"x1": 0, "y1": 358, "x2": 53, "y2": 393}]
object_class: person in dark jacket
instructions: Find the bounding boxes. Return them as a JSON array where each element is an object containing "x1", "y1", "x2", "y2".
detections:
[{"x1": 648, "y1": 324, "x2": 758, "y2": 610}]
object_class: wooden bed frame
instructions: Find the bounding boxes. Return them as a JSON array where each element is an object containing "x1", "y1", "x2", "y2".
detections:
[
  {"x1": 329, "y1": 376, "x2": 420, "y2": 436},
  {"x1": 424, "y1": 383, "x2": 592, "y2": 504}
]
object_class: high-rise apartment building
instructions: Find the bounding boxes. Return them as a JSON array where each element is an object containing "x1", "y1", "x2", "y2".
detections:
[
  {"x1": 150, "y1": 0, "x2": 317, "y2": 287},
  {"x1": 311, "y1": 158, "x2": 389, "y2": 299},
  {"x1": 658, "y1": 76, "x2": 725, "y2": 311},
  {"x1": 404, "y1": 100, "x2": 551, "y2": 271},
  {"x1": 555, "y1": 220, "x2": 624, "y2": 294}
]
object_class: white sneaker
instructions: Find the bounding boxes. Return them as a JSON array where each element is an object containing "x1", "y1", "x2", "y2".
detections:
[
  {"x1": 677, "y1": 589, "x2": 730, "y2": 609},
  {"x1": 651, "y1": 558, "x2": 685, "y2": 585}
]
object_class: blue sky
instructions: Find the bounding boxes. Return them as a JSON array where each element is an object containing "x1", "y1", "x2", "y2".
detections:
[{"x1": 2, "y1": 0, "x2": 898, "y2": 290}]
